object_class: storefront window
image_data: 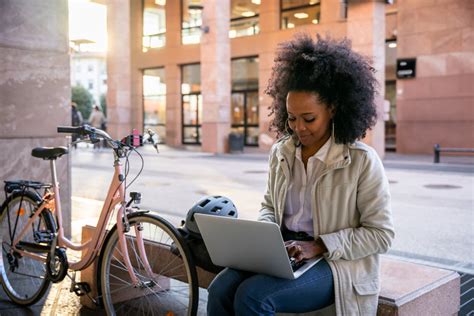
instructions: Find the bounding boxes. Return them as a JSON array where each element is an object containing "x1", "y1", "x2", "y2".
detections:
[
  {"x1": 143, "y1": 0, "x2": 166, "y2": 51},
  {"x1": 182, "y1": 64, "x2": 202, "y2": 144},
  {"x1": 182, "y1": 0, "x2": 203, "y2": 44},
  {"x1": 231, "y1": 57, "x2": 259, "y2": 146},
  {"x1": 143, "y1": 68, "x2": 166, "y2": 142},
  {"x1": 230, "y1": 0, "x2": 260, "y2": 38},
  {"x1": 281, "y1": 0, "x2": 321, "y2": 29}
]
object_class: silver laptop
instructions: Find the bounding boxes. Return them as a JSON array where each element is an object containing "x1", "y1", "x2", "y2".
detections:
[{"x1": 194, "y1": 214, "x2": 322, "y2": 279}]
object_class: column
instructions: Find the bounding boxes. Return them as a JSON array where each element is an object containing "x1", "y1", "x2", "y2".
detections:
[
  {"x1": 347, "y1": 0, "x2": 386, "y2": 158},
  {"x1": 106, "y1": 0, "x2": 133, "y2": 139},
  {"x1": 200, "y1": 0, "x2": 231, "y2": 153},
  {"x1": 0, "y1": 0, "x2": 71, "y2": 235},
  {"x1": 165, "y1": 0, "x2": 184, "y2": 147},
  {"x1": 258, "y1": 0, "x2": 280, "y2": 151}
]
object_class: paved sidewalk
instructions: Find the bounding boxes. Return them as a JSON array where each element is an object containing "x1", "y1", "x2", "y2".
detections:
[{"x1": 1, "y1": 145, "x2": 473, "y2": 315}]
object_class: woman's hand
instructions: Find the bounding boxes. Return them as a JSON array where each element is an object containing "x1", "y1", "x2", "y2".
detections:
[{"x1": 285, "y1": 238, "x2": 327, "y2": 262}]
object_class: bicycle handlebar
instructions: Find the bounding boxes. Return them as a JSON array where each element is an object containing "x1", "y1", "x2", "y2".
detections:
[
  {"x1": 57, "y1": 125, "x2": 95, "y2": 136},
  {"x1": 58, "y1": 125, "x2": 159, "y2": 153},
  {"x1": 57, "y1": 126, "x2": 85, "y2": 134}
]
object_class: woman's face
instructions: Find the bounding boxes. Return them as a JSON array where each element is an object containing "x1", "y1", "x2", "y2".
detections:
[{"x1": 286, "y1": 91, "x2": 333, "y2": 149}]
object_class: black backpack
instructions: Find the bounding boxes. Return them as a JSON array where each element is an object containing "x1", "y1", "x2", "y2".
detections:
[{"x1": 176, "y1": 226, "x2": 224, "y2": 274}]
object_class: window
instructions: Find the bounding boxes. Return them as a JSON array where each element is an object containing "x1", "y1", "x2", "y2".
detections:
[
  {"x1": 231, "y1": 57, "x2": 259, "y2": 146},
  {"x1": 182, "y1": 0, "x2": 203, "y2": 44},
  {"x1": 88, "y1": 80, "x2": 94, "y2": 90},
  {"x1": 181, "y1": 64, "x2": 202, "y2": 144},
  {"x1": 143, "y1": 0, "x2": 166, "y2": 51},
  {"x1": 281, "y1": 0, "x2": 321, "y2": 29},
  {"x1": 88, "y1": 64, "x2": 94, "y2": 72},
  {"x1": 230, "y1": 0, "x2": 260, "y2": 38},
  {"x1": 143, "y1": 68, "x2": 166, "y2": 142}
]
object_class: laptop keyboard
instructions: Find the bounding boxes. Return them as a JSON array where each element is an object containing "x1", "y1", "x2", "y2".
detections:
[{"x1": 290, "y1": 257, "x2": 307, "y2": 272}]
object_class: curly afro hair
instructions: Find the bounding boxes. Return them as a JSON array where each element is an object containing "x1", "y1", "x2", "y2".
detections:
[{"x1": 265, "y1": 34, "x2": 378, "y2": 144}]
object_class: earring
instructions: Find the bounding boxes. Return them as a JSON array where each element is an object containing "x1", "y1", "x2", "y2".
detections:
[
  {"x1": 332, "y1": 120, "x2": 335, "y2": 138},
  {"x1": 285, "y1": 119, "x2": 292, "y2": 135},
  {"x1": 286, "y1": 119, "x2": 300, "y2": 146}
]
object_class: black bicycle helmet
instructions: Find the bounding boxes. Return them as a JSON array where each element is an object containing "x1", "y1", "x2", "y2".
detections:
[{"x1": 184, "y1": 195, "x2": 238, "y2": 237}]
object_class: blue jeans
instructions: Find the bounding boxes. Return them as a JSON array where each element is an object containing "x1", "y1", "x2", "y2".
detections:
[{"x1": 207, "y1": 259, "x2": 334, "y2": 316}]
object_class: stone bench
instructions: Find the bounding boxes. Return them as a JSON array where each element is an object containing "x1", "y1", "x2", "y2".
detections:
[{"x1": 80, "y1": 225, "x2": 460, "y2": 315}]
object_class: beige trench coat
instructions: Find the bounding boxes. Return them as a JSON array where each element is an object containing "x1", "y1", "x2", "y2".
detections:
[{"x1": 258, "y1": 136, "x2": 395, "y2": 316}]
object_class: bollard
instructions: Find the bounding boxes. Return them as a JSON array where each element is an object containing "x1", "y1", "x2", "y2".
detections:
[{"x1": 434, "y1": 144, "x2": 440, "y2": 163}]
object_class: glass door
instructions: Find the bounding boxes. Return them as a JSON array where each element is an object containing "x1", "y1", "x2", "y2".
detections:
[
  {"x1": 182, "y1": 93, "x2": 202, "y2": 144},
  {"x1": 231, "y1": 90, "x2": 259, "y2": 146}
]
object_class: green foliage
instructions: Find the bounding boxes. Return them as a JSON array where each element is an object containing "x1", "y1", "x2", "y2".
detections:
[
  {"x1": 72, "y1": 85, "x2": 93, "y2": 120},
  {"x1": 100, "y1": 93, "x2": 107, "y2": 117}
]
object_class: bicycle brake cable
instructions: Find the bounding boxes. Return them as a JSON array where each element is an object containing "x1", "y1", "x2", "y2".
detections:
[{"x1": 125, "y1": 146, "x2": 144, "y2": 189}]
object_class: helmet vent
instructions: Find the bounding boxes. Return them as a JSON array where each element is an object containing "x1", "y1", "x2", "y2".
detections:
[
  {"x1": 199, "y1": 199, "x2": 211, "y2": 207},
  {"x1": 185, "y1": 195, "x2": 238, "y2": 236},
  {"x1": 211, "y1": 206, "x2": 222, "y2": 213}
]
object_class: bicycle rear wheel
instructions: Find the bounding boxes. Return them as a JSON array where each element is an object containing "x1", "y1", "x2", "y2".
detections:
[
  {"x1": 99, "y1": 213, "x2": 199, "y2": 316},
  {"x1": 0, "y1": 191, "x2": 55, "y2": 305}
]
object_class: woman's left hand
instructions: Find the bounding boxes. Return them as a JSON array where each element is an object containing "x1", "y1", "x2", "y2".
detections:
[{"x1": 285, "y1": 239, "x2": 327, "y2": 262}]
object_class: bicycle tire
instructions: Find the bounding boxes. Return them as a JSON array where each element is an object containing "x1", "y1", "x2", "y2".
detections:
[
  {"x1": 0, "y1": 191, "x2": 55, "y2": 305},
  {"x1": 98, "y1": 213, "x2": 199, "y2": 316}
]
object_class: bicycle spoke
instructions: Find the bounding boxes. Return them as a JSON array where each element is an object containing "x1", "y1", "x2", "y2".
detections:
[
  {"x1": 2, "y1": 242, "x2": 11, "y2": 255},
  {"x1": 11, "y1": 196, "x2": 27, "y2": 244},
  {"x1": 110, "y1": 256, "x2": 149, "y2": 281},
  {"x1": 101, "y1": 215, "x2": 198, "y2": 315},
  {"x1": 0, "y1": 194, "x2": 53, "y2": 305},
  {"x1": 10, "y1": 270, "x2": 46, "y2": 280},
  {"x1": 108, "y1": 282, "x2": 133, "y2": 295}
]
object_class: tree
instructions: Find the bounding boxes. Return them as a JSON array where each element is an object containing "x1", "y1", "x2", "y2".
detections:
[
  {"x1": 72, "y1": 85, "x2": 93, "y2": 120},
  {"x1": 100, "y1": 93, "x2": 107, "y2": 117}
]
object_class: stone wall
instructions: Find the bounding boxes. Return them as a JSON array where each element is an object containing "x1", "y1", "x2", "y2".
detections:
[
  {"x1": 0, "y1": 1, "x2": 71, "y2": 235},
  {"x1": 396, "y1": 0, "x2": 474, "y2": 153}
]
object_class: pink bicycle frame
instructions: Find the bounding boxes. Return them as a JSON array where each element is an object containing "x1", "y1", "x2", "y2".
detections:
[{"x1": 12, "y1": 152, "x2": 154, "y2": 286}]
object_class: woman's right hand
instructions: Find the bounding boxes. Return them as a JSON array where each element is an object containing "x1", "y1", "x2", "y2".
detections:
[{"x1": 285, "y1": 239, "x2": 327, "y2": 262}]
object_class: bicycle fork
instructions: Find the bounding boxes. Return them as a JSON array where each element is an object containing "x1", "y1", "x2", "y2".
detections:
[{"x1": 116, "y1": 206, "x2": 155, "y2": 288}]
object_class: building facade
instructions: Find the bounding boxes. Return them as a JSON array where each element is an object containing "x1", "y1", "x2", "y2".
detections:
[
  {"x1": 70, "y1": 48, "x2": 107, "y2": 105},
  {"x1": 105, "y1": 0, "x2": 473, "y2": 155}
]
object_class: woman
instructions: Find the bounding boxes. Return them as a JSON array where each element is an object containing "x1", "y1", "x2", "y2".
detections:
[{"x1": 207, "y1": 34, "x2": 394, "y2": 316}]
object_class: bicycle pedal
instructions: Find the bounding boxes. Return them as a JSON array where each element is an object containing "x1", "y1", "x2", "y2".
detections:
[{"x1": 71, "y1": 282, "x2": 91, "y2": 296}]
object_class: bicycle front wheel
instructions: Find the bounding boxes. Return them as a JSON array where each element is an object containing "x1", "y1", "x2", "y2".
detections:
[
  {"x1": 99, "y1": 213, "x2": 199, "y2": 316},
  {"x1": 0, "y1": 191, "x2": 55, "y2": 305}
]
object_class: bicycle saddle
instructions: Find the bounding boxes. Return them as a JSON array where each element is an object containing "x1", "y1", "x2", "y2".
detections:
[{"x1": 31, "y1": 147, "x2": 68, "y2": 160}]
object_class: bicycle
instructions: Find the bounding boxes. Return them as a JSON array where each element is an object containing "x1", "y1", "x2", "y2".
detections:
[{"x1": 0, "y1": 125, "x2": 199, "y2": 315}]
